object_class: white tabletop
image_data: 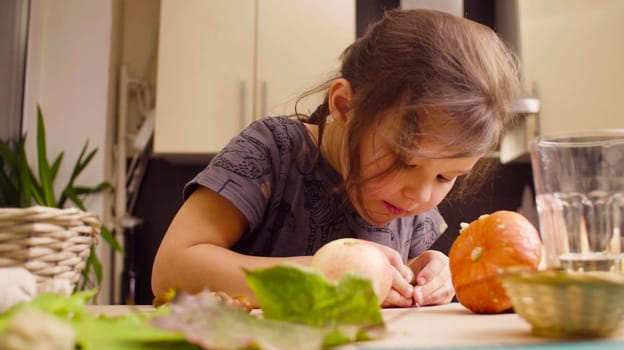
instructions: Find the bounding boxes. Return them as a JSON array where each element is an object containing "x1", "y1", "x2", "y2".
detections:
[
  {"x1": 88, "y1": 303, "x2": 624, "y2": 349},
  {"x1": 343, "y1": 303, "x2": 624, "y2": 349}
]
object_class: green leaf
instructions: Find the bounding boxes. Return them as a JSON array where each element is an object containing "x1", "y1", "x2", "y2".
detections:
[
  {"x1": 16, "y1": 139, "x2": 34, "y2": 207},
  {"x1": 100, "y1": 225, "x2": 124, "y2": 254},
  {"x1": 245, "y1": 264, "x2": 385, "y2": 346},
  {"x1": 152, "y1": 291, "x2": 325, "y2": 350},
  {"x1": 74, "y1": 312, "x2": 196, "y2": 350},
  {"x1": 76, "y1": 146, "x2": 98, "y2": 177},
  {"x1": 78, "y1": 245, "x2": 103, "y2": 292},
  {"x1": 75, "y1": 182, "x2": 112, "y2": 193},
  {"x1": 0, "y1": 291, "x2": 195, "y2": 350},
  {"x1": 58, "y1": 143, "x2": 106, "y2": 208},
  {"x1": 0, "y1": 138, "x2": 20, "y2": 206},
  {"x1": 36, "y1": 106, "x2": 56, "y2": 207},
  {"x1": 63, "y1": 142, "x2": 97, "y2": 196},
  {"x1": 80, "y1": 255, "x2": 92, "y2": 291},
  {"x1": 62, "y1": 187, "x2": 86, "y2": 210},
  {"x1": 0, "y1": 290, "x2": 98, "y2": 331},
  {"x1": 50, "y1": 152, "x2": 64, "y2": 181},
  {"x1": 27, "y1": 165, "x2": 45, "y2": 206},
  {"x1": 64, "y1": 182, "x2": 113, "y2": 206},
  {"x1": 0, "y1": 138, "x2": 16, "y2": 165},
  {"x1": 90, "y1": 245, "x2": 103, "y2": 286},
  {"x1": 0, "y1": 171, "x2": 15, "y2": 206}
]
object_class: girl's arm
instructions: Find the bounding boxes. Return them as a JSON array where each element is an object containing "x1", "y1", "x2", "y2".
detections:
[
  {"x1": 152, "y1": 185, "x2": 416, "y2": 307},
  {"x1": 151, "y1": 186, "x2": 311, "y2": 305}
]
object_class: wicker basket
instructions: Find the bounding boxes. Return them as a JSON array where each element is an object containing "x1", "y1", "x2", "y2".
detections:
[
  {"x1": 0, "y1": 206, "x2": 101, "y2": 291},
  {"x1": 500, "y1": 269, "x2": 624, "y2": 339}
]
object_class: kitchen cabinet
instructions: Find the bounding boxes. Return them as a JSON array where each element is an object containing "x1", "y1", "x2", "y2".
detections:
[{"x1": 154, "y1": 0, "x2": 355, "y2": 156}]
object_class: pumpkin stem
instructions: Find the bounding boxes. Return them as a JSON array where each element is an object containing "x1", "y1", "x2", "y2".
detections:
[{"x1": 470, "y1": 246, "x2": 484, "y2": 262}]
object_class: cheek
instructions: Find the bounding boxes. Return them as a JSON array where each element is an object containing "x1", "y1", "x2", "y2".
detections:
[
  {"x1": 428, "y1": 182, "x2": 456, "y2": 206},
  {"x1": 360, "y1": 175, "x2": 402, "y2": 198},
  {"x1": 422, "y1": 191, "x2": 447, "y2": 211},
  {"x1": 410, "y1": 181, "x2": 456, "y2": 214}
]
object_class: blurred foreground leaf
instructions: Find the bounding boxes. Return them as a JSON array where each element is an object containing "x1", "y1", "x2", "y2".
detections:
[
  {"x1": 246, "y1": 264, "x2": 386, "y2": 346},
  {"x1": 152, "y1": 290, "x2": 326, "y2": 350},
  {"x1": 0, "y1": 291, "x2": 194, "y2": 350}
]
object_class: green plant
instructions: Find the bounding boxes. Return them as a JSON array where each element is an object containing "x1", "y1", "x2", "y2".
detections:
[{"x1": 0, "y1": 105, "x2": 123, "y2": 291}]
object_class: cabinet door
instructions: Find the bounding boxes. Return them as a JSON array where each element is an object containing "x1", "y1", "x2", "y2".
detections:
[
  {"x1": 154, "y1": 0, "x2": 255, "y2": 155},
  {"x1": 256, "y1": 0, "x2": 356, "y2": 118}
]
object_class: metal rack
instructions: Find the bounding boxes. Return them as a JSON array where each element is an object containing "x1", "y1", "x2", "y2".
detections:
[
  {"x1": 499, "y1": 95, "x2": 541, "y2": 164},
  {"x1": 113, "y1": 64, "x2": 155, "y2": 304}
]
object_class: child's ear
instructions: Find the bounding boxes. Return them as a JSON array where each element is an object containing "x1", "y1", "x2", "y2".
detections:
[{"x1": 328, "y1": 78, "x2": 353, "y2": 126}]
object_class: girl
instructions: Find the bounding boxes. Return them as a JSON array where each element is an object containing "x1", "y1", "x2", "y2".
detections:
[{"x1": 152, "y1": 8, "x2": 521, "y2": 307}]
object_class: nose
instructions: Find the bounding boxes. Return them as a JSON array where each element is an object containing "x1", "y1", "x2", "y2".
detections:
[{"x1": 402, "y1": 179, "x2": 433, "y2": 205}]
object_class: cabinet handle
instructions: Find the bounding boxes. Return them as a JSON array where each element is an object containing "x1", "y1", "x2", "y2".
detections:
[
  {"x1": 260, "y1": 80, "x2": 267, "y2": 118},
  {"x1": 239, "y1": 81, "x2": 246, "y2": 130}
]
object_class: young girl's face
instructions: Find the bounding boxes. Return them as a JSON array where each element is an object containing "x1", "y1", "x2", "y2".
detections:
[{"x1": 348, "y1": 115, "x2": 480, "y2": 226}]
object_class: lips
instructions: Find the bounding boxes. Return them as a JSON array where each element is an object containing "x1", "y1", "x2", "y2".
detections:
[{"x1": 383, "y1": 201, "x2": 405, "y2": 216}]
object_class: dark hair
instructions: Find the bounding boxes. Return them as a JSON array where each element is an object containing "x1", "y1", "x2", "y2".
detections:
[{"x1": 297, "y1": 9, "x2": 521, "y2": 208}]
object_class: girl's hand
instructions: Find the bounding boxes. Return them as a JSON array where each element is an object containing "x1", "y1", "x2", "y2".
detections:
[
  {"x1": 366, "y1": 242, "x2": 415, "y2": 308},
  {"x1": 408, "y1": 250, "x2": 455, "y2": 306}
]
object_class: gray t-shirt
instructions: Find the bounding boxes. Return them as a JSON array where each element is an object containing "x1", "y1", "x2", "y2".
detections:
[{"x1": 184, "y1": 116, "x2": 447, "y2": 262}]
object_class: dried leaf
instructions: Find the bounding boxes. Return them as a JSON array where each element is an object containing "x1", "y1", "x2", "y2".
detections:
[{"x1": 152, "y1": 291, "x2": 326, "y2": 350}]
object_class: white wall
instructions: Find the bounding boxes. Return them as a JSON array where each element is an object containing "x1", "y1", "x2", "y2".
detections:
[
  {"x1": 514, "y1": 0, "x2": 624, "y2": 134},
  {"x1": 23, "y1": 0, "x2": 115, "y2": 303}
]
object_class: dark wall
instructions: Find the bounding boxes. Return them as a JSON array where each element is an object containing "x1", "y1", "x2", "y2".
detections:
[
  {"x1": 122, "y1": 158, "x2": 207, "y2": 305},
  {"x1": 464, "y1": 0, "x2": 496, "y2": 31},
  {"x1": 356, "y1": 0, "x2": 400, "y2": 37},
  {"x1": 431, "y1": 162, "x2": 535, "y2": 253}
]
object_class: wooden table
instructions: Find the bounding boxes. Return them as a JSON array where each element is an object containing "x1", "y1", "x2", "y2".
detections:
[{"x1": 87, "y1": 303, "x2": 624, "y2": 349}]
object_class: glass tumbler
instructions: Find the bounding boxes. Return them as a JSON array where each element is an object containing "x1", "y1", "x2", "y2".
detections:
[{"x1": 530, "y1": 129, "x2": 624, "y2": 272}]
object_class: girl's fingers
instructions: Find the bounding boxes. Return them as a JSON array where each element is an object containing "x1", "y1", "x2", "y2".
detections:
[
  {"x1": 409, "y1": 250, "x2": 454, "y2": 305},
  {"x1": 413, "y1": 278, "x2": 455, "y2": 305},
  {"x1": 382, "y1": 287, "x2": 414, "y2": 308},
  {"x1": 381, "y1": 265, "x2": 415, "y2": 307},
  {"x1": 391, "y1": 264, "x2": 414, "y2": 298},
  {"x1": 415, "y1": 273, "x2": 454, "y2": 305},
  {"x1": 416, "y1": 258, "x2": 449, "y2": 287},
  {"x1": 373, "y1": 242, "x2": 414, "y2": 283},
  {"x1": 389, "y1": 254, "x2": 415, "y2": 283}
]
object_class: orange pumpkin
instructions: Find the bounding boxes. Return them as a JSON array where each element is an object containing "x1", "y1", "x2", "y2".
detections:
[{"x1": 449, "y1": 210, "x2": 542, "y2": 314}]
